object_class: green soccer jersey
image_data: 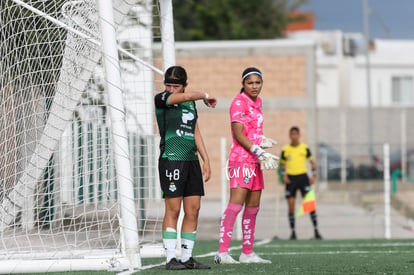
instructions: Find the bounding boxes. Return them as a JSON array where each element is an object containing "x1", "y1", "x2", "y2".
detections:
[{"x1": 154, "y1": 91, "x2": 199, "y2": 161}]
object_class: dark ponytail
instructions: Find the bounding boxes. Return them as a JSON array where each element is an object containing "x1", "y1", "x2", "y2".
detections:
[{"x1": 164, "y1": 66, "x2": 187, "y2": 85}]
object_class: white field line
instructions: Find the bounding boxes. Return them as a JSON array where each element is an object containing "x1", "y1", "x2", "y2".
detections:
[
  {"x1": 136, "y1": 238, "x2": 273, "y2": 271},
  {"x1": 263, "y1": 242, "x2": 414, "y2": 249},
  {"x1": 267, "y1": 250, "x2": 414, "y2": 256},
  {"x1": 127, "y1": 240, "x2": 414, "y2": 273}
]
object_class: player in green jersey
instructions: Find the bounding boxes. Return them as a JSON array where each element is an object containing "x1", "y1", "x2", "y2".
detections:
[{"x1": 154, "y1": 66, "x2": 217, "y2": 270}]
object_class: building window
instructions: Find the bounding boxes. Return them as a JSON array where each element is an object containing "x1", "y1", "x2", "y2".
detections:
[{"x1": 391, "y1": 76, "x2": 413, "y2": 105}]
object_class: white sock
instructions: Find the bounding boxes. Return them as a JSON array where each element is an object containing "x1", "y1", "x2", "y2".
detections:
[
  {"x1": 162, "y1": 227, "x2": 177, "y2": 263},
  {"x1": 181, "y1": 231, "x2": 196, "y2": 262}
]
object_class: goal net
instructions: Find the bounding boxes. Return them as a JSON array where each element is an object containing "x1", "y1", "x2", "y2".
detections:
[{"x1": 0, "y1": 0, "x2": 169, "y2": 272}]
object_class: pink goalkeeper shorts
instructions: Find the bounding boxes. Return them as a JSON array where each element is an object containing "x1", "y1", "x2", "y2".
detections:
[{"x1": 228, "y1": 161, "x2": 264, "y2": 191}]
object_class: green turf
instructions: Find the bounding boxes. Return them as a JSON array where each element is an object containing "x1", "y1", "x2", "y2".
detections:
[{"x1": 19, "y1": 239, "x2": 414, "y2": 274}]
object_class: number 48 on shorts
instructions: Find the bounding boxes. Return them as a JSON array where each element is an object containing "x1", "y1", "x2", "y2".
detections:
[
  {"x1": 158, "y1": 158, "x2": 205, "y2": 197},
  {"x1": 166, "y1": 169, "x2": 180, "y2": 181}
]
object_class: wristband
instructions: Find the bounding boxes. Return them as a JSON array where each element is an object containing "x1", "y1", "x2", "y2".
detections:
[
  {"x1": 204, "y1": 93, "x2": 209, "y2": 100},
  {"x1": 312, "y1": 168, "x2": 317, "y2": 175},
  {"x1": 281, "y1": 168, "x2": 286, "y2": 175},
  {"x1": 250, "y1": 144, "x2": 263, "y2": 156}
]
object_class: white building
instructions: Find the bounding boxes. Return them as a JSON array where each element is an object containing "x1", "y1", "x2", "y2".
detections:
[
  {"x1": 290, "y1": 30, "x2": 414, "y2": 108},
  {"x1": 290, "y1": 31, "x2": 414, "y2": 181}
]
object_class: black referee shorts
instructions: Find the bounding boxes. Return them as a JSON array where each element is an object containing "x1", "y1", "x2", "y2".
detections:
[
  {"x1": 158, "y1": 157, "x2": 205, "y2": 198},
  {"x1": 285, "y1": 173, "x2": 312, "y2": 199}
]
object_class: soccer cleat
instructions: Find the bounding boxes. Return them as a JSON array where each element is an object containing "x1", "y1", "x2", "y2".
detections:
[
  {"x1": 290, "y1": 231, "x2": 297, "y2": 240},
  {"x1": 239, "y1": 252, "x2": 271, "y2": 264},
  {"x1": 314, "y1": 230, "x2": 323, "y2": 240},
  {"x1": 165, "y1": 258, "x2": 186, "y2": 270},
  {"x1": 214, "y1": 252, "x2": 240, "y2": 264},
  {"x1": 180, "y1": 257, "x2": 211, "y2": 269}
]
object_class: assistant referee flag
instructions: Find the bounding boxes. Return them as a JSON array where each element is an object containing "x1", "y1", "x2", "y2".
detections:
[{"x1": 296, "y1": 189, "x2": 316, "y2": 217}]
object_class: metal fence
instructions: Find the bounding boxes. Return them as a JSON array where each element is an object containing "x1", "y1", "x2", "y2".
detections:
[{"x1": 316, "y1": 107, "x2": 414, "y2": 183}]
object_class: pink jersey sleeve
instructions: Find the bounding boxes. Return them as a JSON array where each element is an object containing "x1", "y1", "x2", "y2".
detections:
[{"x1": 229, "y1": 97, "x2": 246, "y2": 123}]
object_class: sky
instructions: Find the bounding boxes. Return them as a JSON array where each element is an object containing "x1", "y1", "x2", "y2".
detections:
[{"x1": 299, "y1": 0, "x2": 414, "y2": 39}]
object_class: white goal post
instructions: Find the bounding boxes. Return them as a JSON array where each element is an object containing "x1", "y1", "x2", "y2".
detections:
[{"x1": 0, "y1": 0, "x2": 173, "y2": 272}]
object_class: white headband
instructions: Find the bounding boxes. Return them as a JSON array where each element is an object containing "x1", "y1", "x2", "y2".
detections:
[{"x1": 242, "y1": 71, "x2": 262, "y2": 81}]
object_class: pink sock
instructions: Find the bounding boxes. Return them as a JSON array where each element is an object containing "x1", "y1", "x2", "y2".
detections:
[
  {"x1": 218, "y1": 202, "x2": 243, "y2": 253},
  {"x1": 241, "y1": 206, "x2": 260, "y2": 254}
]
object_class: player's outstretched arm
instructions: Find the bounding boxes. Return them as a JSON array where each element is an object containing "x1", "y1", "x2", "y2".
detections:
[
  {"x1": 202, "y1": 93, "x2": 217, "y2": 108},
  {"x1": 167, "y1": 91, "x2": 217, "y2": 108}
]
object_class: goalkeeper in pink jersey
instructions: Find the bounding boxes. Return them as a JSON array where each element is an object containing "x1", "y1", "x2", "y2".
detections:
[{"x1": 215, "y1": 67, "x2": 278, "y2": 264}]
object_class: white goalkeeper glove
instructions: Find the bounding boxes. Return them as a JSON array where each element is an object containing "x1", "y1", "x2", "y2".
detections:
[
  {"x1": 250, "y1": 144, "x2": 279, "y2": 170},
  {"x1": 260, "y1": 135, "x2": 278, "y2": 149}
]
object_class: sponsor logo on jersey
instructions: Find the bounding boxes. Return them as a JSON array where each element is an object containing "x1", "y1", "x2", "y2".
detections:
[
  {"x1": 176, "y1": 129, "x2": 184, "y2": 136},
  {"x1": 176, "y1": 129, "x2": 194, "y2": 138},
  {"x1": 181, "y1": 110, "x2": 194, "y2": 124}
]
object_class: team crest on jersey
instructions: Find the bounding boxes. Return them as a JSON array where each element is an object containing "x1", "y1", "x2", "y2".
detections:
[
  {"x1": 169, "y1": 182, "x2": 177, "y2": 192},
  {"x1": 243, "y1": 176, "x2": 250, "y2": 184}
]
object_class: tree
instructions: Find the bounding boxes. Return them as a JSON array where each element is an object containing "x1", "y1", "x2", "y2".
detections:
[{"x1": 172, "y1": 0, "x2": 309, "y2": 41}]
